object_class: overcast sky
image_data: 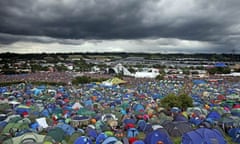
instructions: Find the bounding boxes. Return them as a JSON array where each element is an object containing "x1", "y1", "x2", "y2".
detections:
[{"x1": 0, "y1": 0, "x2": 240, "y2": 54}]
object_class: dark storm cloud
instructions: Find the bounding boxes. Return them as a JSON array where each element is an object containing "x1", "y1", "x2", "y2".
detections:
[
  {"x1": 0, "y1": 0, "x2": 145, "y2": 39},
  {"x1": 0, "y1": 0, "x2": 240, "y2": 52}
]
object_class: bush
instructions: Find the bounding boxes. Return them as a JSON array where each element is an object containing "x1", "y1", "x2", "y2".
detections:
[
  {"x1": 72, "y1": 76, "x2": 91, "y2": 84},
  {"x1": 72, "y1": 76, "x2": 107, "y2": 85},
  {"x1": 0, "y1": 81, "x2": 25, "y2": 86},
  {"x1": 156, "y1": 74, "x2": 164, "y2": 80},
  {"x1": 207, "y1": 67, "x2": 231, "y2": 74}
]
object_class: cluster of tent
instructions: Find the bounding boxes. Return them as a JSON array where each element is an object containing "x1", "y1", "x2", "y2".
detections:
[{"x1": 0, "y1": 78, "x2": 239, "y2": 144}]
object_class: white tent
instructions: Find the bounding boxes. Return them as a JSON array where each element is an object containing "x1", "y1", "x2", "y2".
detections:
[{"x1": 72, "y1": 102, "x2": 83, "y2": 110}]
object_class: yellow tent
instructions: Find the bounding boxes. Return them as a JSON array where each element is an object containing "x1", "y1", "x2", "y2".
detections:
[{"x1": 102, "y1": 77, "x2": 127, "y2": 85}]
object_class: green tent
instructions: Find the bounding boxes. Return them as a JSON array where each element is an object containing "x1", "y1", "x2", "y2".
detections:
[
  {"x1": 47, "y1": 127, "x2": 65, "y2": 142},
  {"x1": 3, "y1": 92, "x2": 12, "y2": 98},
  {"x1": 221, "y1": 100, "x2": 236, "y2": 107},
  {"x1": 77, "y1": 108, "x2": 95, "y2": 116},
  {"x1": 2, "y1": 123, "x2": 29, "y2": 135},
  {"x1": 227, "y1": 93, "x2": 239, "y2": 100},
  {"x1": 16, "y1": 105, "x2": 30, "y2": 109},
  {"x1": 0, "y1": 103, "x2": 11, "y2": 113},
  {"x1": 104, "y1": 131, "x2": 114, "y2": 136},
  {"x1": 5, "y1": 115, "x2": 22, "y2": 123},
  {"x1": 68, "y1": 132, "x2": 84, "y2": 144},
  {"x1": 3, "y1": 132, "x2": 53, "y2": 144},
  {"x1": 149, "y1": 116, "x2": 160, "y2": 124},
  {"x1": 121, "y1": 102, "x2": 130, "y2": 110},
  {"x1": 186, "y1": 107, "x2": 208, "y2": 116},
  {"x1": 158, "y1": 112, "x2": 173, "y2": 125},
  {"x1": 17, "y1": 118, "x2": 31, "y2": 125}
]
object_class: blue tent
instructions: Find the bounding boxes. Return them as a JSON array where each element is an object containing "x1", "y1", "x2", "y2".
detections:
[
  {"x1": 30, "y1": 122, "x2": 39, "y2": 131},
  {"x1": 41, "y1": 108, "x2": 52, "y2": 117},
  {"x1": 137, "y1": 120, "x2": 147, "y2": 132},
  {"x1": 101, "y1": 136, "x2": 118, "y2": 144},
  {"x1": 133, "y1": 140, "x2": 145, "y2": 144},
  {"x1": 228, "y1": 128, "x2": 240, "y2": 143},
  {"x1": 57, "y1": 123, "x2": 75, "y2": 136},
  {"x1": 173, "y1": 114, "x2": 188, "y2": 122},
  {"x1": 132, "y1": 103, "x2": 145, "y2": 112},
  {"x1": 189, "y1": 117, "x2": 203, "y2": 126},
  {"x1": 33, "y1": 88, "x2": 42, "y2": 96},
  {"x1": 144, "y1": 129, "x2": 173, "y2": 144},
  {"x1": 152, "y1": 93, "x2": 163, "y2": 100},
  {"x1": 123, "y1": 118, "x2": 136, "y2": 125},
  {"x1": 84, "y1": 99, "x2": 93, "y2": 107},
  {"x1": 182, "y1": 128, "x2": 227, "y2": 144},
  {"x1": 0, "y1": 121, "x2": 8, "y2": 132},
  {"x1": 15, "y1": 105, "x2": 30, "y2": 115},
  {"x1": 193, "y1": 80, "x2": 207, "y2": 85},
  {"x1": 215, "y1": 62, "x2": 227, "y2": 67},
  {"x1": 86, "y1": 127, "x2": 98, "y2": 141},
  {"x1": 74, "y1": 136, "x2": 93, "y2": 144},
  {"x1": 206, "y1": 111, "x2": 221, "y2": 121},
  {"x1": 127, "y1": 128, "x2": 139, "y2": 138},
  {"x1": 123, "y1": 94, "x2": 132, "y2": 100},
  {"x1": 0, "y1": 87, "x2": 8, "y2": 93},
  {"x1": 96, "y1": 133, "x2": 108, "y2": 144}
]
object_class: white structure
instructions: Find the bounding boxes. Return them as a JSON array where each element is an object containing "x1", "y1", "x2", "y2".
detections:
[
  {"x1": 66, "y1": 64, "x2": 73, "y2": 71},
  {"x1": 219, "y1": 72, "x2": 240, "y2": 77},
  {"x1": 91, "y1": 66, "x2": 100, "y2": 73},
  {"x1": 108, "y1": 63, "x2": 134, "y2": 76},
  {"x1": 108, "y1": 63, "x2": 160, "y2": 78},
  {"x1": 134, "y1": 68, "x2": 160, "y2": 78}
]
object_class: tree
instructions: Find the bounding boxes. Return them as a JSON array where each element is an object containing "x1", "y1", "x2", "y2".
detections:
[
  {"x1": 128, "y1": 67, "x2": 136, "y2": 73},
  {"x1": 115, "y1": 73, "x2": 123, "y2": 79},
  {"x1": 207, "y1": 67, "x2": 217, "y2": 75},
  {"x1": 178, "y1": 94, "x2": 193, "y2": 109},
  {"x1": 182, "y1": 68, "x2": 190, "y2": 75},
  {"x1": 207, "y1": 67, "x2": 231, "y2": 75},
  {"x1": 235, "y1": 68, "x2": 240, "y2": 72},
  {"x1": 156, "y1": 74, "x2": 164, "y2": 80},
  {"x1": 160, "y1": 93, "x2": 181, "y2": 108},
  {"x1": 160, "y1": 93, "x2": 193, "y2": 109},
  {"x1": 55, "y1": 64, "x2": 68, "y2": 72}
]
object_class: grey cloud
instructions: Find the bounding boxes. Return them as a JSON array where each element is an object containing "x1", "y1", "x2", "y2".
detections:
[
  {"x1": 0, "y1": 0, "x2": 239, "y2": 53},
  {"x1": 0, "y1": 33, "x2": 85, "y2": 45}
]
